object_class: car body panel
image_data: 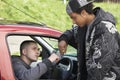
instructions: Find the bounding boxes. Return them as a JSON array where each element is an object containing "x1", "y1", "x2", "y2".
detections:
[
  {"x1": 0, "y1": 34, "x2": 15, "y2": 80},
  {"x1": 0, "y1": 24, "x2": 61, "y2": 37}
]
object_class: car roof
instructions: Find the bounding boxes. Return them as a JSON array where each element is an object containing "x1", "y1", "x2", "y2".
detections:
[{"x1": 0, "y1": 20, "x2": 62, "y2": 38}]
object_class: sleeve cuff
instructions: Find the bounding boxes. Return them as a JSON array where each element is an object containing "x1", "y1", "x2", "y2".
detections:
[{"x1": 59, "y1": 35, "x2": 68, "y2": 44}]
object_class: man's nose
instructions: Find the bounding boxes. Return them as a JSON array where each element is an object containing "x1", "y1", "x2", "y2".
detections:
[{"x1": 36, "y1": 49, "x2": 40, "y2": 55}]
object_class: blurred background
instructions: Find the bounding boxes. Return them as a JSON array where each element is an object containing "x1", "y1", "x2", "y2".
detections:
[{"x1": 0, "y1": 0, "x2": 120, "y2": 31}]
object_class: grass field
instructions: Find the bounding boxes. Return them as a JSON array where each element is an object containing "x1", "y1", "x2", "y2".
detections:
[{"x1": 0, "y1": 0, "x2": 120, "y2": 31}]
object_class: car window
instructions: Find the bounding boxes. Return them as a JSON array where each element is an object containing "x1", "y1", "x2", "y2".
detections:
[
  {"x1": 7, "y1": 35, "x2": 43, "y2": 59},
  {"x1": 7, "y1": 35, "x2": 45, "y2": 67},
  {"x1": 7, "y1": 36, "x2": 33, "y2": 56},
  {"x1": 41, "y1": 37, "x2": 77, "y2": 55}
]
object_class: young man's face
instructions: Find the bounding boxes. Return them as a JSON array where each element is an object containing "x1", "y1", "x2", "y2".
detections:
[
  {"x1": 69, "y1": 11, "x2": 87, "y2": 27},
  {"x1": 24, "y1": 43, "x2": 40, "y2": 62}
]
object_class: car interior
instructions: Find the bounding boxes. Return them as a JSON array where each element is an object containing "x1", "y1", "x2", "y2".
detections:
[{"x1": 7, "y1": 35, "x2": 78, "y2": 80}]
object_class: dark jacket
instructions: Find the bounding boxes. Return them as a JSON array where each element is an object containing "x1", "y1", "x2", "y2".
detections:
[
  {"x1": 59, "y1": 7, "x2": 120, "y2": 80},
  {"x1": 12, "y1": 56, "x2": 53, "y2": 80}
]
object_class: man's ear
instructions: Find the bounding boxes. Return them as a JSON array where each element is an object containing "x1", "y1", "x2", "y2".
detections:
[
  {"x1": 80, "y1": 10, "x2": 87, "y2": 18},
  {"x1": 22, "y1": 49, "x2": 26, "y2": 55}
]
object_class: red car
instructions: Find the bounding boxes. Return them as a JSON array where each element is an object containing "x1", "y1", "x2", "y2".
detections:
[{"x1": 0, "y1": 20, "x2": 77, "y2": 80}]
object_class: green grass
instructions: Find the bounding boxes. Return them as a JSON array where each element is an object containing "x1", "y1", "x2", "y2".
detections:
[{"x1": 0, "y1": 0, "x2": 120, "y2": 31}]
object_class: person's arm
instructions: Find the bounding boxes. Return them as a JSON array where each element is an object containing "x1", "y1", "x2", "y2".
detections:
[
  {"x1": 13, "y1": 59, "x2": 48, "y2": 80},
  {"x1": 13, "y1": 54, "x2": 59, "y2": 80},
  {"x1": 58, "y1": 26, "x2": 78, "y2": 54},
  {"x1": 59, "y1": 26, "x2": 78, "y2": 48},
  {"x1": 87, "y1": 22, "x2": 120, "y2": 80}
]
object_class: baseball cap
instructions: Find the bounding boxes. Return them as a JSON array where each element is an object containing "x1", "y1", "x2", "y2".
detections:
[{"x1": 66, "y1": 0, "x2": 94, "y2": 14}]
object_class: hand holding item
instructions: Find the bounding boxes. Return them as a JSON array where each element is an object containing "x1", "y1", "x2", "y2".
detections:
[
  {"x1": 58, "y1": 40, "x2": 67, "y2": 55},
  {"x1": 48, "y1": 53, "x2": 60, "y2": 63}
]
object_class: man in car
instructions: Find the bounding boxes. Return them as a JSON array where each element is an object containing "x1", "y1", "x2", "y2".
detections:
[
  {"x1": 58, "y1": 0, "x2": 120, "y2": 80},
  {"x1": 12, "y1": 40, "x2": 60, "y2": 80}
]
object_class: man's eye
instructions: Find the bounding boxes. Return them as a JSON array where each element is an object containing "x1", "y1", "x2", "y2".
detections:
[
  {"x1": 38, "y1": 48, "x2": 40, "y2": 51},
  {"x1": 33, "y1": 47, "x2": 37, "y2": 50}
]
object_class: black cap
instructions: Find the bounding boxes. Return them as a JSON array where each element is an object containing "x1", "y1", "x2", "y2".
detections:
[{"x1": 66, "y1": 0, "x2": 94, "y2": 14}]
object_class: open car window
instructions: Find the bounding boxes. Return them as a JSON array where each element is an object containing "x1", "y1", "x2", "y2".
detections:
[
  {"x1": 7, "y1": 36, "x2": 33, "y2": 56},
  {"x1": 7, "y1": 35, "x2": 77, "y2": 61},
  {"x1": 7, "y1": 35, "x2": 55, "y2": 68},
  {"x1": 7, "y1": 35, "x2": 50, "y2": 67},
  {"x1": 6, "y1": 34, "x2": 77, "y2": 79}
]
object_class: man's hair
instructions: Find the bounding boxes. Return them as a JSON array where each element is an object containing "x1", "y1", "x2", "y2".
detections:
[
  {"x1": 20, "y1": 40, "x2": 37, "y2": 54},
  {"x1": 76, "y1": 3, "x2": 94, "y2": 14}
]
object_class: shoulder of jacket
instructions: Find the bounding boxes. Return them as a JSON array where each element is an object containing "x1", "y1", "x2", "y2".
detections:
[{"x1": 101, "y1": 21, "x2": 117, "y2": 34}]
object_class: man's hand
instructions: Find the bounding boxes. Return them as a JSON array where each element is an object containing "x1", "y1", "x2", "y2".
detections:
[
  {"x1": 48, "y1": 53, "x2": 60, "y2": 63},
  {"x1": 58, "y1": 40, "x2": 67, "y2": 55}
]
